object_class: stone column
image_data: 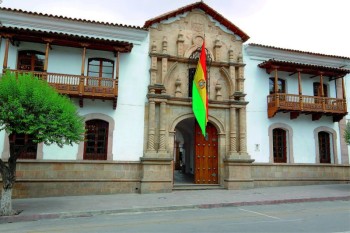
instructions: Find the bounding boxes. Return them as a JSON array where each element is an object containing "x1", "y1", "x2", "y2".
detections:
[
  {"x1": 146, "y1": 98, "x2": 156, "y2": 155},
  {"x1": 158, "y1": 101, "x2": 167, "y2": 156},
  {"x1": 227, "y1": 104, "x2": 238, "y2": 158},
  {"x1": 239, "y1": 107, "x2": 248, "y2": 157},
  {"x1": 150, "y1": 42, "x2": 157, "y2": 85},
  {"x1": 161, "y1": 37, "x2": 168, "y2": 84},
  {"x1": 177, "y1": 31, "x2": 184, "y2": 57},
  {"x1": 228, "y1": 49, "x2": 236, "y2": 93}
]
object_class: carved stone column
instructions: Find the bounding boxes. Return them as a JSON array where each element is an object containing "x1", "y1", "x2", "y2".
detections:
[
  {"x1": 146, "y1": 98, "x2": 156, "y2": 155},
  {"x1": 158, "y1": 101, "x2": 167, "y2": 155},
  {"x1": 237, "y1": 53, "x2": 244, "y2": 95},
  {"x1": 239, "y1": 107, "x2": 248, "y2": 156},
  {"x1": 150, "y1": 42, "x2": 157, "y2": 85},
  {"x1": 228, "y1": 49, "x2": 236, "y2": 93},
  {"x1": 214, "y1": 39, "x2": 222, "y2": 61},
  {"x1": 177, "y1": 31, "x2": 185, "y2": 57},
  {"x1": 227, "y1": 104, "x2": 238, "y2": 158},
  {"x1": 161, "y1": 37, "x2": 168, "y2": 84}
]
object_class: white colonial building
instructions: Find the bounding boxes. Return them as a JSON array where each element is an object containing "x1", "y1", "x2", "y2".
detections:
[{"x1": 0, "y1": 2, "x2": 349, "y2": 198}]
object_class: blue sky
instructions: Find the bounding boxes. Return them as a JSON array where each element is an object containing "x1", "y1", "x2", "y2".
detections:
[{"x1": 1, "y1": 0, "x2": 349, "y2": 57}]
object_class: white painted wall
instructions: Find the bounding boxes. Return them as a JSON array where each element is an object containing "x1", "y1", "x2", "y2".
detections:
[
  {"x1": 0, "y1": 33, "x2": 149, "y2": 162},
  {"x1": 244, "y1": 46, "x2": 342, "y2": 164}
]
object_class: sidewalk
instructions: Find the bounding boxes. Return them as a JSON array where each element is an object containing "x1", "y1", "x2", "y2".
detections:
[{"x1": 1, "y1": 184, "x2": 349, "y2": 224}]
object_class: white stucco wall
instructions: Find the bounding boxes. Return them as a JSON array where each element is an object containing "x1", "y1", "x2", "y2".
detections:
[
  {"x1": 0, "y1": 31, "x2": 149, "y2": 161},
  {"x1": 244, "y1": 46, "x2": 342, "y2": 164}
]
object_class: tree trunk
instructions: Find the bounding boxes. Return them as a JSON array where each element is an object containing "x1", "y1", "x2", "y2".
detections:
[
  {"x1": 0, "y1": 143, "x2": 27, "y2": 216},
  {"x1": 0, "y1": 188, "x2": 16, "y2": 216}
]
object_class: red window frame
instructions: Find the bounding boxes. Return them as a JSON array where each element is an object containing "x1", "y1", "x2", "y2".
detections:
[{"x1": 17, "y1": 50, "x2": 45, "y2": 72}]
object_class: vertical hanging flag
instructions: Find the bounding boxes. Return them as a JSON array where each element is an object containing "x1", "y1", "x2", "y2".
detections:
[{"x1": 192, "y1": 41, "x2": 208, "y2": 137}]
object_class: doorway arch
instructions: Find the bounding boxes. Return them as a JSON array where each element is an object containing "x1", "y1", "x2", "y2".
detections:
[{"x1": 173, "y1": 117, "x2": 219, "y2": 184}]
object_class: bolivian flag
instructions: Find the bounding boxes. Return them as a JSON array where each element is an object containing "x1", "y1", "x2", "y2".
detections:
[{"x1": 192, "y1": 41, "x2": 208, "y2": 137}]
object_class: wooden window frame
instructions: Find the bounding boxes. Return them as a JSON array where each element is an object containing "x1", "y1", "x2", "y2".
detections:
[
  {"x1": 272, "y1": 128, "x2": 287, "y2": 163},
  {"x1": 9, "y1": 133, "x2": 37, "y2": 159},
  {"x1": 269, "y1": 78, "x2": 286, "y2": 94},
  {"x1": 313, "y1": 82, "x2": 328, "y2": 97},
  {"x1": 17, "y1": 50, "x2": 45, "y2": 72},
  {"x1": 87, "y1": 58, "x2": 114, "y2": 79},
  {"x1": 83, "y1": 119, "x2": 109, "y2": 160},
  {"x1": 318, "y1": 131, "x2": 331, "y2": 163}
]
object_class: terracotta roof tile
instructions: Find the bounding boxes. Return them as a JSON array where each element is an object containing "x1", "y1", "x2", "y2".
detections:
[
  {"x1": 249, "y1": 43, "x2": 350, "y2": 60},
  {"x1": 0, "y1": 7, "x2": 147, "y2": 31}
]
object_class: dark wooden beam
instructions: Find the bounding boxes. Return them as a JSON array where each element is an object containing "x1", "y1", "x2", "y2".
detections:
[
  {"x1": 290, "y1": 112, "x2": 300, "y2": 120},
  {"x1": 312, "y1": 113, "x2": 322, "y2": 121}
]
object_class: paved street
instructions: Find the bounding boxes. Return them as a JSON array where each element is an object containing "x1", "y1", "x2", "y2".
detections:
[{"x1": 1, "y1": 201, "x2": 349, "y2": 233}]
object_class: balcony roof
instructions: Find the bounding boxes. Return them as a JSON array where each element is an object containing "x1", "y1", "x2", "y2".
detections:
[
  {"x1": 0, "y1": 26, "x2": 133, "y2": 52},
  {"x1": 258, "y1": 59, "x2": 350, "y2": 80}
]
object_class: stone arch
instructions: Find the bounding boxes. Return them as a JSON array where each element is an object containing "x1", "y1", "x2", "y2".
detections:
[
  {"x1": 313, "y1": 126, "x2": 338, "y2": 164},
  {"x1": 219, "y1": 67, "x2": 234, "y2": 96},
  {"x1": 268, "y1": 123, "x2": 294, "y2": 163},
  {"x1": 163, "y1": 62, "x2": 179, "y2": 89},
  {"x1": 77, "y1": 113, "x2": 115, "y2": 160},
  {"x1": 169, "y1": 113, "x2": 225, "y2": 134}
]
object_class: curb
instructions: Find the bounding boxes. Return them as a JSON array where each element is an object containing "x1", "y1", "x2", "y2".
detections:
[{"x1": 1, "y1": 195, "x2": 349, "y2": 224}]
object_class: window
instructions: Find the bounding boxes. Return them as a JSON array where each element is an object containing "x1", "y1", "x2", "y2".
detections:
[
  {"x1": 188, "y1": 68, "x2": 196, "y2": 97},
  {"x1": 9, "y1": 133, "x2": 37, "y2": 159},
  {"x1": 318, "y1": 131, "x2": 331, "y2": 163},
  {"x1": 269, "y1": 78, "x2": 286, "y2": 94},
  {"x1": 84, "y1": 120, "x2": 109, "y2": 160},
  {"x1": 313, "y1": 82, "x2": 328, "y2": 97},
  {"x1": 87, "y1": 58, "x2": 114, "y2": 79},
  {"x1": 17, "y1": 50, "x2": 45, "y2": 72},
  {"x1": 272, "y1": 128, "x2": 287, "y2": 163}
]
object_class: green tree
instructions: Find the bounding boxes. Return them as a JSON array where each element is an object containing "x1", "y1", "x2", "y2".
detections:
[
  {"x1": 344, "y1": 121, "x2": 350, "y2": 145},
  {"x1": 0, "y1": 72, "x2": 85, "y2": 216}
]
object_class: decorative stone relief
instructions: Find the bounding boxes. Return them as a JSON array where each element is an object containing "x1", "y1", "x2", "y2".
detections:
[
  {"x1": 215, "y1": 81, "x2": 222, "y2": 101},
  {"x1": 162, "y1": 37, "x2": 168, "y2": 54},
  {"x1": 175, "y1": 78, "x2": 182, "y2": 97}
]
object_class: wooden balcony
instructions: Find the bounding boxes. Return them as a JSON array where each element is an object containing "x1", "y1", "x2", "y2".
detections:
[
  {"x1": 267, "y1": 93, "x2": 347, "y2": 122},
  {"x1": 8, "y1": 70, "x2": 118, "y2": 109}
]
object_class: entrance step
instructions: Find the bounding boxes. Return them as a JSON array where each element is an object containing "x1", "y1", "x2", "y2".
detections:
[{"x1": 173, "y1": 184, "x2": 225, "y2": 191}]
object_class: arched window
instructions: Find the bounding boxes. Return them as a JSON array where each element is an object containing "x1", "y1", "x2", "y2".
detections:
[
  {"x1": 318, "y1": 131, "x2": 331, "y2": 163},
  {"x1": 84, "y1": 120, "x2": 109, "y2": 160},
  {"x1": 9, "y1": 133, "x2": 37, "y2": 159},
  {"x1": 17, "y1": 50, "x2": 45, "y2": 72},
  {"x1": 87, "y1": 58, "x2": 114, "y2": 79},
  {"x1": 272, "y1": 128, "x2": 287, "y2": 163}
]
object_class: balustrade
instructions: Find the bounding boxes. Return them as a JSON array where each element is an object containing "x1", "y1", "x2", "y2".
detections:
[{"x1": 6, "y1": 69, "x2": 117, "y2": 99}]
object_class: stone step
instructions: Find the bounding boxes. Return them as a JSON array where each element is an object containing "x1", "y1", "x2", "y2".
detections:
[{"x1": 173, "y1": 184, "x2": 225, "y2": 191}]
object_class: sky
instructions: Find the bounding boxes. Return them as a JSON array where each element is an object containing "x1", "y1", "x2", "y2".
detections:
[{"x1": 0, "y1": 0, "x2": 349, "y2": 57}]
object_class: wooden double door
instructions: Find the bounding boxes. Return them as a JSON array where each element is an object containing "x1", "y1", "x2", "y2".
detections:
[{"x1": 194, "y1": 122, "x2": 218, "y2": 184}]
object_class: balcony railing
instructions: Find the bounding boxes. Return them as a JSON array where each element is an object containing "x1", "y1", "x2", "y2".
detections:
[
  {"x1": 7, "y1": 69, "x2": 118, "y2": 104},
  {"x1": 267, "y1": 93, "x2": 347, "y2": 121}
]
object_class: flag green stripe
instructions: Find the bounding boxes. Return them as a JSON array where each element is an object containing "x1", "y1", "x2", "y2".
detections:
[{"x1": 192, "y1": 83, "x2": 206, "y2": 135}]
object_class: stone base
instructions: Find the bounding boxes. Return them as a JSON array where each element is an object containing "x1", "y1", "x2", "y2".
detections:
[
  {"x1": 224, "y1": 158, "x2": 255, "y2": 190},
  {"x1": 140, "y1": 157, "x2": 173, "y2": 194}
]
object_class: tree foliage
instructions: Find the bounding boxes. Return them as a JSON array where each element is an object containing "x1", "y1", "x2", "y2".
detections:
[
  {"x1": 0, "y1": 71, "x2": 85, "y2": 146},
  {"x1": 344, "y1": 121, "x2": 350, "y2": 145},
  {"x1": 0, "y1": 71, "x2": 85, "y2": 216}
]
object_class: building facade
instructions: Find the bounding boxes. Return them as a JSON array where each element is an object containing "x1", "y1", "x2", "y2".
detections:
[{"x1": 0, "y1": 2, "x2": 349, "y2": 198}]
